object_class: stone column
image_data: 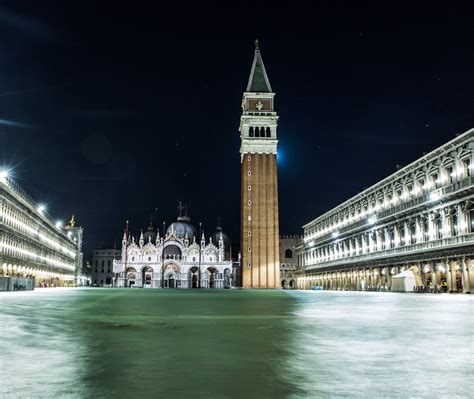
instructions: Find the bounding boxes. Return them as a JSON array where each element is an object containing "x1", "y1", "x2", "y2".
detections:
[
  {"x1": 415, "y1": 217, "x2": 422, "y2": 243},
  {"x1": 428, "y1": 213, "x2": 437, "y2": 240},
  {"x1": 431, "y1": 262, "x2": 437, "y2": 292},
  {"x1": 378, "y1": 268, "x2": 383, "y2": 289},
  {"x1": 459, "y1": 202, "x2": 470, "y2": 235},
  {"x1": 384, "y1": 228, "x2": 390, "y2": 249},
  {"x1": 376, "y1": 230, "x2": 382, "y2": 252},
  {"x1": 441, "y1": 209, "x2": 448, "y2": 238},
  {"x1": 461, "y1": 258, "x2": 471, "y2": 293},
  {"x1": 445, "y1": 260, "x2": 453, "y2": 293},
  {"x1": 403, "y1": 222, "x2": 410, "y2": 246},
  {"x1": 444, "y1": 207, "x2": 454, "y2": 238},
  {"x1": 368, "y1": 232, "x2": 373, "y2": 252},
  {"x1": 387, "y1": 268, "x2": 392, "y2": 290},
  {"x1": 393, "y1": 225, "x2": 399, "y2": 247}
]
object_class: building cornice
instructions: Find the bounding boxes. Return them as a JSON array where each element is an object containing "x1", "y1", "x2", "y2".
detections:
[{"x1": 240, "y1": 139, "x2": 278, "y2": 157}]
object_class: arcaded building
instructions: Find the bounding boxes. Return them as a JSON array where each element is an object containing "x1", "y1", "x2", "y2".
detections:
[
  {"x1": 297, "y1": 128, "x2": 474, "y2": 293},
  {"x1": 0, "y1": 172, "x2": 84, "y2": 288}
]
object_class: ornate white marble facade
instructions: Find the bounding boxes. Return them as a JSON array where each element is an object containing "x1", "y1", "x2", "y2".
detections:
[{"x1": 113, "y1": 229, "x2": 234, "y2": 289}]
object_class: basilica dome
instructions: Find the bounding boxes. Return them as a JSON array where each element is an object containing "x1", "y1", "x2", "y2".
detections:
[
  {"x1": 211, "y1": 227, "x2": 230, "y2": 248},
  {"x1": 143, "y1": 224, "x2": 157, "y2": 244},
  {"x1": 167, "y1": 215, "x2": 197, "y2": 239}
]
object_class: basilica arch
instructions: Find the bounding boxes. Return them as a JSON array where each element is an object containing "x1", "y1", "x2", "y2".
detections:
[
  {"x1": 126, "y1": 267, "x2": 137, "y2": 287},
  {"x1": 164, "y1": 262, "x2": 180, "y2": 288}
]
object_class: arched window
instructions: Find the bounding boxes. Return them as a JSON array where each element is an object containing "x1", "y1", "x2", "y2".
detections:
[
  {"x1": 249, "y1": 127, "x2": 254, "y2": 137},
  {"x1": 285, "y1": 249, "x2": 293, "y2": 259},
  {"x1": 255, "y1": 127, "x2": 260, "y2": 137},
  {"x1": 266, "y1": 127, "x2": 271, "y2": 137}
]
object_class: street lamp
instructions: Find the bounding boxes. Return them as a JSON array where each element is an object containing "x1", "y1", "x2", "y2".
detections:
[
  {"x1": 0, "y1": 170, "x2": 9, "y2": 184},
  {"x1": 161, "y1": 221, "x2": 166, "y2": 288},
  {"x1": 198, "y1": 222, "x2": 202, "y2": 289}
]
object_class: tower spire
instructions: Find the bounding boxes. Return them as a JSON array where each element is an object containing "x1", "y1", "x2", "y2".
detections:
[{"x1": 246, "y1": 40, "x2": 272, "y2": 93}]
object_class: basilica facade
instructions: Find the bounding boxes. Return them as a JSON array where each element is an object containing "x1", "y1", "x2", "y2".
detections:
[{"x1": 113, "y1": 210, "x2": 234, "y2": 289}]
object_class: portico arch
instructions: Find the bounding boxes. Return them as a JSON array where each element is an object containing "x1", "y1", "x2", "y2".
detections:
[
  {"x1": 164, "y1": 262, "x2": 180, "y2": 288},
  {"x1": 142, "y1": 266, "x2": 153, "y2": 288},
  {"x1": 126, "y1": 267, "x2": 137, "y2": 287}
]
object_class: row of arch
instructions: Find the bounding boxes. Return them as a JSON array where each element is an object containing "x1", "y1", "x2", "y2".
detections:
[
  {"x1": 1, "y1": 262, "x2": 75, "y2": 287},
  {"x1": 249, "y1": 126, "x2": 271, "y2": 138},
  {"x1": 281, "y1": 279, "x2": 295, "y2": 289},
  {"x1": 124, "y1": 264, "x2": 232, "y2": 289},
  {"x1": 298, "y1": 259, "x2": 474, "y2": 293}
]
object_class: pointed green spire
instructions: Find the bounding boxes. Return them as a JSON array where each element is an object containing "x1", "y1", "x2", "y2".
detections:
[{"x1": 246, "y1": 40, "x2": 272, "y2": 93}]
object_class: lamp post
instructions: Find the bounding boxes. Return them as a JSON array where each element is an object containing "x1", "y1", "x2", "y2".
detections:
[
  {"x1": 198, "y1": 222, "x2": 202, "y2": 289},
  {"x1": 161, "y1": 221, "x2": 166, "y2": 288}
]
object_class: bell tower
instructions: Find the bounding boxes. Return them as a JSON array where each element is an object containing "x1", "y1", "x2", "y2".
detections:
[{"x1": 239, "y1": 40, "x2": 280, "y2": 288}]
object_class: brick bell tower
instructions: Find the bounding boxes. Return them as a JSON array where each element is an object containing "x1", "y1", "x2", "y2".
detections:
[{"x1": 239, "y1": 40, "x2": 280, "y2": 288}]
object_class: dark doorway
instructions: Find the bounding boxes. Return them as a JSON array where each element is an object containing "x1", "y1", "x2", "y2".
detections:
[{"x1": 168, "y1": 276, "x2": 175, "y2": 288}]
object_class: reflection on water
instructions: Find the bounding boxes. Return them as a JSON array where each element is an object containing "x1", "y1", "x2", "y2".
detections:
[
  {"x1": 285, "y1": 291, "x2": 474, "y2": 398},
  {"x1": 0, "y1": 289, "x2": 472, "y2": 398}
]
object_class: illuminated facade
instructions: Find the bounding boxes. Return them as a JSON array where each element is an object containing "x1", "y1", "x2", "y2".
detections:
[
  {"x1": 113, "y1": 210, "x2": 234, "y2": 289},
  {"x1": 0, "y1": 173, "x2": 83, "y2": 287},
  {"x1": 297, "y1": 128, "x2": 474, "y2": 293},
  {"x1": 240, "y1": 41, "x2": 280, "y2": 288}
]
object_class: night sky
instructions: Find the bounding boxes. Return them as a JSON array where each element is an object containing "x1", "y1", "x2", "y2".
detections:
[{"x1": 1, "y1": 2, "x2": 473, "y2": 255}]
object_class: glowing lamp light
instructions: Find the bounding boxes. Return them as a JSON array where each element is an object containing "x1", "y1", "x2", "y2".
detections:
[
  {"x1": 37, "y1": 204, "x2": 46, "y2": 214},
  {"x1": 430, "y1": 192, "x2": 440, "y2": 202},
  {"x1": 0, "y1": 170, "x2": 8, "y2": 183},
  {"x1": 332, "y1": 231, "x2": 339, "y2": 238},
  {"x1": 55, "y1": 221, "x2": 63, "y2": 229},
  {"x1": 368, "y1": 216, "x2": 377, "y2": 225}
]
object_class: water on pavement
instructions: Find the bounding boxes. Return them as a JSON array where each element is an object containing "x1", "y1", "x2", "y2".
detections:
[{"x1": 0, "y1": 288, "x2": 472, "y2": 398}]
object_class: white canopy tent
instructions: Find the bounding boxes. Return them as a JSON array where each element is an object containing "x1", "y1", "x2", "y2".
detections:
[{"x1": 391, "y1": 269, "x2": 417, "y2": 292}]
